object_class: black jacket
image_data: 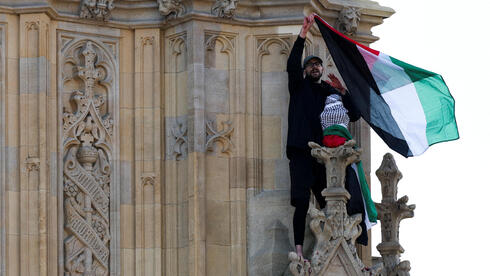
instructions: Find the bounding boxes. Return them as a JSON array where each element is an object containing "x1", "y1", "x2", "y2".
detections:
[{"x1": 286, "y1": 36, "x2": 359, "y2": 152}]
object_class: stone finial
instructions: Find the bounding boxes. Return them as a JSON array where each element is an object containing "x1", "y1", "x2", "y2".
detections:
[
  {"x1": 80, "y1": 0, "x2": 115, "y2": 21},
  {"x1": 335, "y1": 6, "x2": 361, "y2": 36},
  {"x1": 157, "y1": 0, "x2": 185, "y2": 19},
  {"x1": 211, "y1": 0, "x2": 238, "y2": 18},
  {"x1": 375, "y1": 153, "x2": 416, "y2": 276},
  {"x1": 288, "y1": 141, "x2": 368, "y2": 275}
]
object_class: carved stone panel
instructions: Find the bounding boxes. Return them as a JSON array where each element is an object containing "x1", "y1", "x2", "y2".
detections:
[
  {"x1": 157, "y1": 0, "x2": 185, "y2": 19},
  {"x1": 167, "y1": 116, "x2": 188, "y2": 160},
  {"x1": 60, "y1": 35, "x2": 118, "y2": 275},
  {"x1": 211, "y1": 0, "x2": 239, "y2": 18},
  {"x1": 254, "y1": 35, "x2": 291, "y2": 192},
  {"x1": 205, "y1": 118, "x2": 234, "y2": 156},
  {"x1": 80, "y1": 0, "x2": 115, "y2": 21}
]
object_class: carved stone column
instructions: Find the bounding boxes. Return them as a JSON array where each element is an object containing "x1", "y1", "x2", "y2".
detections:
[
  {"x1": 375, "y1": 153, "x2": 415, "y2": 276},
  {"x1": 288, "y1": 141, "x2": 368, "y2": 276}
]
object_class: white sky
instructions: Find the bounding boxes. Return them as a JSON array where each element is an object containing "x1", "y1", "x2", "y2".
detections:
[{"x1": 370, "y1": 0, "x2": 490, "y2": 274}]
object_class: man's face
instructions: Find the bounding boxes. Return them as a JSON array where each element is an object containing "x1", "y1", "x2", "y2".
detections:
[{"x1": 304, "y1": 58, "x2": 323, "y2": 81}]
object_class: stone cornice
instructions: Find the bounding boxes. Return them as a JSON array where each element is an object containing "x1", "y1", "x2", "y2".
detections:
[{"x1": 0, "y1": 0, "x2": 394, "y2": 38}]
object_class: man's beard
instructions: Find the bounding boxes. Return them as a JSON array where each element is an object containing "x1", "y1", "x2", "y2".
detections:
[{"x1": 306, "y1": 71, "x2": 322, "y2": 82}]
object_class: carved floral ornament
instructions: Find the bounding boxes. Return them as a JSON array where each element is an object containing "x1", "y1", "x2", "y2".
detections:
[
  {"x1": 62, "y1": 41, "x2": 114, "y2": 275},
  {"x1": 212, "y1": 0, "x2": 239, "y2": 18},
  {"x1": 80, "y1": 0, "x2": 115, "y2": 21}
]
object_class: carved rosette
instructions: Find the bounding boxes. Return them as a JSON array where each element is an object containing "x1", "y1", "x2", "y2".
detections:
[
  {"x1": 211, "y1": 0, "x2": 238, "y2": 18},
  {"x1": 62, "y1": 41, "x2": 113, "y2": 275},
  {"x1": 80, "y1": 0, "x2": 115, "y2": 21},
  {"x1": 157, "y1": 0, "x2": 185, "y2": 19},
  {"x1": 335, "y1": 6, "x2": 361, "y2": 36}
]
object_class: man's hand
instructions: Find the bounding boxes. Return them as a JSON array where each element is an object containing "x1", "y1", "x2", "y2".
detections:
[
  {"x1": 299, "y1": 14, "x2": 315, "y2": 38},
  {"x1": 326, "y1": 73, "x2": 346, "y2": 94}
]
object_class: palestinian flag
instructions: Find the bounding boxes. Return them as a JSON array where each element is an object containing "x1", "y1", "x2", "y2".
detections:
[{"x1": 314, "y1": 15, "x2": 459, "y2": 157}]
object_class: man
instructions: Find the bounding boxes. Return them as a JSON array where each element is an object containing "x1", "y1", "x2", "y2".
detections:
[{"x1": 286, "y1": 14, "x2": 362, "y2": 259}]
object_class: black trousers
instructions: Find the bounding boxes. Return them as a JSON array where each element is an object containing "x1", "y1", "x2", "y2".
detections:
[
  {"x1": 288, "y1": 147, "x2": 368, "y2": 246},
  {"x1": 288, "y1": 147, "x2": 327, "y2": 246}
]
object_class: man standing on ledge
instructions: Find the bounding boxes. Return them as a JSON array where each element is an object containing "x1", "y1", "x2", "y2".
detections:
[{"x1": 286, "y1": 14, "x2": 360, "y2": 259}]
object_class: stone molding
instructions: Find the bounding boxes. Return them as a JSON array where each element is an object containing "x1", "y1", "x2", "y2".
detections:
[
  {"x1": 0, "y1": 0, "x2": 394, "y2": 34},
  {"x1": 0, "y1": 23, "x2": 5, "y2": 276}
]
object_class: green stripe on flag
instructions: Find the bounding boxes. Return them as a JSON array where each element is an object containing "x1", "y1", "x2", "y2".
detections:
[{"x1": 389, "y1": 57, "x2": 459, "y2": 145}]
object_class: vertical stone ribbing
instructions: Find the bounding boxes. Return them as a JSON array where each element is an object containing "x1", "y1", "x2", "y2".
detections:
[
  {"x1": 204, "y1": 30, "x2": 236, "y2": 276},
  {"x1": 0, "y1": 21, "x2": 6, "y2": 276},
  {"x1": 120, "y1": 28, "x2": 135, "y2": 276},
  {"x1": 4, "y1": 14, "x2": 20, "y2": 276},
  {"x1": 188, "y1": 21, "x2": 207, "y2": 276},
  {"x1": 164, "y1": 30, "x2": 188, "y2": 276},
  {"x1": 134, "y1": 28, "x2": 162, "y2": 276},
  {"x1": 19, "y1": 13, "x2": 50, "y2": 276},
  {"x1": 46, "y1": 19, "x2": 58, "y2": 276}
]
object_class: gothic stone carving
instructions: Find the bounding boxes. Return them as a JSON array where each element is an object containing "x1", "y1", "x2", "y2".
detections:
[
  {"x1": 80, "y1": 0, "x2": 115, "y2": 21},
  {"x1": 63, "y1": 41, "x2": 113, "y2": 275},
  {"x1": 157, "y1": 0, "x2": 185, "y2": 19},
  {"x1": 141, "y1": 173, "x2": 156, "y2": 186},
  {"x1": 25, "y1": 157, "x2": 41, "y2": 172},
  {"x1": 205, "y1": 119, "x2": 233, "y2": 155},
  {"x1": 211, "y1": 0, "x2": 238, "y2": 18},
  {"x1": 169, "y1": 117, "x2": 188, "y2": 160},
  {"x1": 336, "y1": 6, "x2": 361, "y2": 36},
  {"x1": 288, "y1": 141, "x2": 369, "y2": 276},
  {"x1": 375, "y1": 153, "x2": 415, "y2": 276}
]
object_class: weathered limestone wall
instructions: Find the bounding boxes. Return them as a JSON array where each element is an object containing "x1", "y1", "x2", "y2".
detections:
[{"x1": 0, "y1": 1, "x2": 393, "y2": 275}]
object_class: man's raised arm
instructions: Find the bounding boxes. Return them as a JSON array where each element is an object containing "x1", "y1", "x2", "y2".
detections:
[{"x1": 287, "y1": 15, "x2": 315, "y2": 92}]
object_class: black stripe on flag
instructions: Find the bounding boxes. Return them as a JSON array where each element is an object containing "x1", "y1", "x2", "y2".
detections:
[{"x1": 314, "y1": 17, "x2": 412, "y2": 157}]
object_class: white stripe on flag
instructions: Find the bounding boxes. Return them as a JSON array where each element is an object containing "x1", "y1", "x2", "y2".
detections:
[{"x1": 381, "y1": 83, "x2": 429, "y2": 156}]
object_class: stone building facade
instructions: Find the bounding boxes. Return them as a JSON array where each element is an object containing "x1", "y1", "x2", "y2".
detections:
[{"x1": 0, "y1": 0, "x2": 394, "y2": 275}]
